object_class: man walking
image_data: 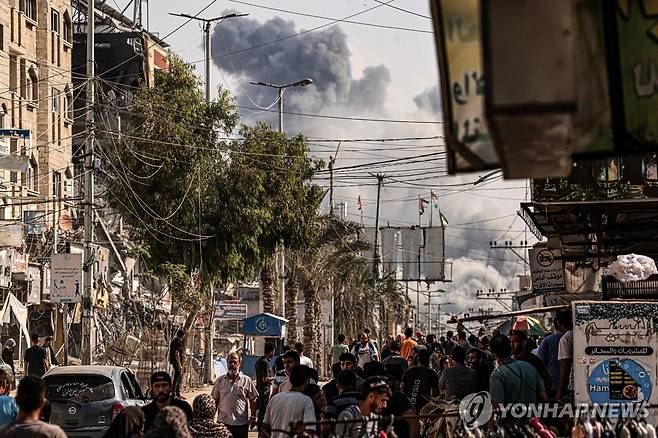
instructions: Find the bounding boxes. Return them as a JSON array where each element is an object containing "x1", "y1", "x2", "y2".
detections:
[
  {"x1": 0, "y1": 376, "x2": 66, "y2": 437},
  {"x1": 212, "y1": 352, "x2": 258, "y2": 438},
  {"x1": 399, "y1": 328, "x2": 417, "y2": 361},
  {"x1": 0, "y1": 370, "x2": 17, "y2": 427},
  {"x1": 537, "y1": 312, "x2": 565, "y2": 397},
  {"x1": 329, "y1": 334, "x2": 349, "y2": 366},
  {"x1": 271, "y1": 350, "x2": 300, "y2": 397},
  {"x1": 438, "y1": 346, "x2": 477, "y2": 400},
  {"x1": 262, "y1": 365, "x2": 316, "y2": 438},
  {"x1": 510, "y1": 330, "x2": 552, "y2": 392},
  {"x1": 255, "y1": 343, "x2": 275, "y2": 433},
  {"x1": 351, "y1": 332, "x2": 379, "y2": 368},
  {"x1": 468, "y1": 348, "x2": 493, "y2": 392},
  {"x1": 382, "y1": 341, "x2": 408, "y2": 378},
  {"x1": 295, "y1": 343, "x2": 314, "y2": 368},
  {"x1": 336, "y1": 377, "x2": 391, "y2": 437},
  {"x1": 142, "y1": 371, "x2": 193, "y2": 431},
  {"x1": 489, "y1": 335, "x2": 547, "y2": 406},
  {"x1": 168, "y1": 330, "x2": 186, "y2": 399},
  {"x1": 24, "y1": 334, "x2": 48, "y2": 378},
  {"x1": 401, "y1": 349, "x2": 438, "y2": 413}
]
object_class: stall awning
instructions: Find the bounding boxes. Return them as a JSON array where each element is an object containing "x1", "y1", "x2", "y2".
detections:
[{"x1": 243, "y1": 313, "x2": 288, "y2": 337}]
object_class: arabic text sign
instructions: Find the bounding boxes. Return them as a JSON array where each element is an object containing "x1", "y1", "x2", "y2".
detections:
[
  {"x1": 434, "y1": 0, "x2": 498, "y2": 172},
  {"x1": 51, "y1": 253, "x2": 82, "y2": 303},
  {"x1": 215, "y1": 303, "x2": 247, "y2": 320},
  {"x1": 573, "y1": 301, "x2": 658, "y2": 405},
  {"x1": 529, "y1": 248, "x2": 565, "y2": 292}
]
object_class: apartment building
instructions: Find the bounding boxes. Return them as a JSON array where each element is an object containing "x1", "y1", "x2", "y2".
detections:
[{"x1": 0, "y1": 0, "x2": 73, "y2": 232}]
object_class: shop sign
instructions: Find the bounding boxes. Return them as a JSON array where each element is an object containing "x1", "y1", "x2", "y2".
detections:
[
  {"x1": 529, "y1": 248, "x2": 565, "y2": 292},
  {"x1": 573, "y1": 301, "x2": 658, "y2": 405},
  {"x1": 215, "y1": 303, "x2": 247, "y2": 320}
]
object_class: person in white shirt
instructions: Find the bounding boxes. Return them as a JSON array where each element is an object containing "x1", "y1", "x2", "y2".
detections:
[
  {"x1": 351, "y1": 333, "x2": 379, "y2": 368},
  {"x1": 211, "y1": 353, "x2": 258, "y2": 438},
  {"x1": 262, "y1": 365, "x2": 316, "y2": 438},
  {"x1": 295, "y1": 343, "x2": 314, "y2": 369}
]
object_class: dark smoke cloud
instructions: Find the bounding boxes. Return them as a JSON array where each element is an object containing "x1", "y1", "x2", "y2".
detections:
[
  {"x1": 413, "y1": 85, "x2": 441, "y2": 115},
  {"x1": 211, "y1": 14, "x2": 391, "y2": 129}
]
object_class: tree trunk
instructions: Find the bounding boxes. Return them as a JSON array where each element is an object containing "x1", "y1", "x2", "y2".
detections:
[
  {"x1": 312, "y1": 289, "x2": 322, "y2": 372},
  {"x1": 285, "y1": 271, "x2": 299, "y2": 345},
  {"x1": 303, "y1": 284, "x2": 316, "y2": 361},
  {"x1": 260, "y1": 261, "x2": 276, "y2": 314}
]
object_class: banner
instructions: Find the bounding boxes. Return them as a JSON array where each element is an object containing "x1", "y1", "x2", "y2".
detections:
[
  {"x1": 215, "y1": 303, "x2": 248, "y2": 320},
  {"x1": 51, "y1": 253, "x2": 83, "y2": 303}
]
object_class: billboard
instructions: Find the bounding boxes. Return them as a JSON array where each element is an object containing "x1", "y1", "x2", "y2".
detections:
[
  {"x1": 215, "y1": 303, "x2": 248, "y2": 320},
  {"x1": 573, "y1": 301, "x2": 658, "y2": 405}
]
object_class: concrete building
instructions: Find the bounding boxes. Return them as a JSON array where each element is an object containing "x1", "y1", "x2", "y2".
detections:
[{"x1": 0, "y1": 0, "x2": 74, "y2": 229}]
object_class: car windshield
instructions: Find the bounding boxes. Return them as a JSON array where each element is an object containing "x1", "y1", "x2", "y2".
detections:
[{"x1": 45, "y1": 375, "x2": 115, "y2": 403}]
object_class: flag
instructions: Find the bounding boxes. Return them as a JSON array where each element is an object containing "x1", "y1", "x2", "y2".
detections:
[
  {"x1": 440, "y1": 213, "x2": 449, "y2": 226},
  {"x1": 357, "y1": 195, "x2": 363, "y2": 211},
  {"x1": 431, "y1": 191, "x2": 439, "y2": 209},
  {"x1": 418, "y1": 197, "x2": 429, "y2": 215}
]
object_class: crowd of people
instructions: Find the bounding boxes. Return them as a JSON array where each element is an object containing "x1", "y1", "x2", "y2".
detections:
[{"x1": 0, "y1": 309, "x2": 574, "y2": 437}]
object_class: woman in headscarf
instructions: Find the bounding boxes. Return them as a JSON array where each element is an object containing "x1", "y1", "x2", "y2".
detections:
[
  {"x1": 144, "y1": 406, "x2": 192, "y2": 438},
  {"x1": 1, "y1": 339, "x2": 15, "y2": 378},
  {"x1": 189, "y1": 394, "x2": 232, "y2": 438},
  {"x1": 103, "y1": 406, "x2": 145, "y2": 438}
]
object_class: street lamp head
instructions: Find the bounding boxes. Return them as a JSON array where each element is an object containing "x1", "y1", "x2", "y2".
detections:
[{"x1": 292, "y1": 78, "x2": 314, "y2": 87}]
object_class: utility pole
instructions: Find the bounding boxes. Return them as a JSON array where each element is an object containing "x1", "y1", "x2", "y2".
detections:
[
  {"x1": 249, "y1": 78, "x2": 314, "y2": 317},
  {"x1": 81, "y1": 0, "x2": 96, "y2": 366},
  {"x1": 329, "y1": 156, "x2": 335, "y2": 215},
  {"x1": 370, "y1": 174, "x2": 384, "y2": 306},
  {"x1": 169, "y1": 12, "x2": 249, "y2": 103}
]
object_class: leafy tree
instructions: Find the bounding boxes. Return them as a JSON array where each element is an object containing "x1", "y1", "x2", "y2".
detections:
[{"x1": 101, "y1": 55, "x2": 322, "y2": 376}]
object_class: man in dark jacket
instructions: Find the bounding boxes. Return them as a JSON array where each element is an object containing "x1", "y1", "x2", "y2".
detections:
[{"x1": 142, "y1": 371, "x2": 193, "y2": 431}]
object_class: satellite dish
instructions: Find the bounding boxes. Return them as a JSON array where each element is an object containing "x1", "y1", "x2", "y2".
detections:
[{"x1": 59, "y1": 214, "x2": 73, "y2": 231}]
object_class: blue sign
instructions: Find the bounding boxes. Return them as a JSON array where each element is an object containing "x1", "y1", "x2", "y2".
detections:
[
  {"x1": 0, "y1": 129, "x2": 31, "y2": 139},
  {"x1": 243, "y1": 313, "x2": 287, "y2": 337},
  {"x1": 588, "y1": 358, "x2": 652, "y2": 404}
]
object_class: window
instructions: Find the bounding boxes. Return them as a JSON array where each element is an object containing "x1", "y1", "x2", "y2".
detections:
[
  {"x1": 23, "y1": 0, "x2": 37, "y2": 23},
  {"x1": 52, "y1": 171, "x2": 61, "y2": 197},
  {"x1": 0, "y1": 25, "x2": 4, "y2": 51},
  {"x1": 51, "y1": 10, "x2": 60, "y2": 34},
  {"x1": 64, "y1": 86, "x2": 73, "y2": 120},
  {"x1": 63, "y1": 12, "x2": 72, "y2": 44},
  {"x1": 51, "y1": 88, "x2": 60, "y2": 113},
  {"x1": 26, "y1": 67, "x2": 37, "y2": 103},
  {"x1": 26, "y1": 163, "x2": 34, "y2": 191},
  {"x1": 0, "y1": 105, "x2": 5, "y2": 129}
]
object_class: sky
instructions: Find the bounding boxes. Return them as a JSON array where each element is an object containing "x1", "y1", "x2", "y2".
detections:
[{"x1": 114, "y1": 0, "x2": 536, "y2": 327}]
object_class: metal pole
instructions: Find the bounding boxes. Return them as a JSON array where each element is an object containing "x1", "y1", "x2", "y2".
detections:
[
  {"x1": 428, "y1": 291, "x2": 432, "y2": 334},
  {"x1": 372, "y1": 175, "x2": 383, "y2": 283},
  {"x1": 63, "y1": 306, "x2": 68, "y2": 366},
  {"x1": 204, "y1": 21, "x2": 211, "y2": 103},
  {"x1": 416, "y1": 284, "x2": 419, "y2": 332},
  {"x1": 329, "y1": 156, "x2": 335, "y2": 215},
  {"x1": 278, "y1": 87, "x2": 284, "y2": 134},
  {"x1": 81, "y1": 0, "x2": 96, "y2": 366}
]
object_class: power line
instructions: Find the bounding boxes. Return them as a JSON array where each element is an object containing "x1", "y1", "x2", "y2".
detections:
[
  {"x1": 235, "y1": 105, "x2": 443, "y2": 124},
  {"x1": 372, "y1": 0, "x2": 432, "y2": 19},
  {"x1": 227, "y1": 0, "x2": 433, "y2": 33}
]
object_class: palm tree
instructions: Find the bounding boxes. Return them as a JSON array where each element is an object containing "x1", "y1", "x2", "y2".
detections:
[
  {"x1": 260, "y1": 260, "x2": 276, "y2": 314},
  {"x1": 285, "y1": 264, "x2": 299, "y2": 345}
]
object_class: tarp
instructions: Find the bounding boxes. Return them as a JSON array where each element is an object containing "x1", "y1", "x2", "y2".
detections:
[
  {"x1": 496, "y1": 315, "x2": 548, "y2": 337},
  {"x1": 0, "y1": 293, "x2": 30, "y2": 348}
]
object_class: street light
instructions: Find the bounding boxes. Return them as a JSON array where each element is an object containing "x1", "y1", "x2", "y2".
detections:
[
  {"x1": 248, "y1": 78, "x2": 314, "y2": 318},
  {"x1": 169, "y1": 12, "x2": 249, "y2": 103},
  {"x1": 249, "y1": 78, "x2": 315, "y2": 133}
]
